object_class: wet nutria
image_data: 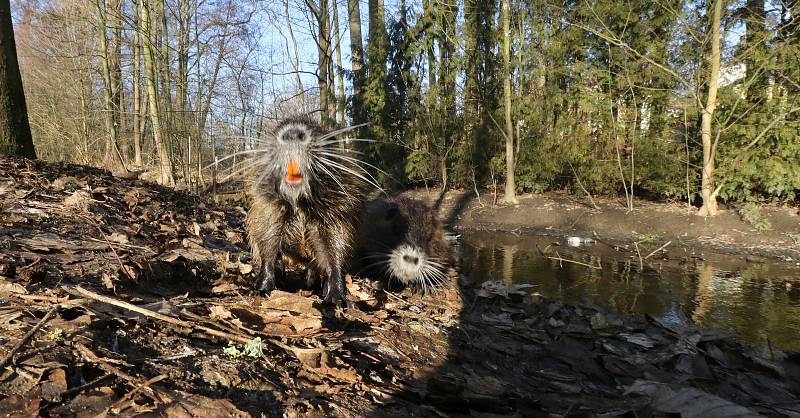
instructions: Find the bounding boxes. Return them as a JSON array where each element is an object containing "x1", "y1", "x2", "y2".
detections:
[
  {"x1": 355, "y1": 196, "x2": 453, "y2": 294},
  {"x1": 246, "y1": 115, "x2": 376, "y2": 307}
]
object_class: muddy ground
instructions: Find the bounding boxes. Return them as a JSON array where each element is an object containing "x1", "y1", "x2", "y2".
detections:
[
  {"x1": 1, "y1": 156, "x2": 800, "y2": 417},
  {"x1": 405, "y1": 189, "x2": 800, "y2": 262}
]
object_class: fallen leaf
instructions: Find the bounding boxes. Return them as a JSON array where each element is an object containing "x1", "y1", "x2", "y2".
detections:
[{"x1": 209, "y1": 305, "x2": 233, "y2": 320}]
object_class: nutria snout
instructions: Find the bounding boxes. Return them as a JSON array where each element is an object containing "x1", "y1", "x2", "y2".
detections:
[
  {"x1": 355, "y1": 196, "x2": 453, "y2": 294},
  {"x1": 245, "y1": 115, "x2": 377, "y2": 307}
]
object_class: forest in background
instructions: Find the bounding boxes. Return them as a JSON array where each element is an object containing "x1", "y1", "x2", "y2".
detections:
[{"x1": 10, "y1": 0, "x2": 800, "y2": 215}]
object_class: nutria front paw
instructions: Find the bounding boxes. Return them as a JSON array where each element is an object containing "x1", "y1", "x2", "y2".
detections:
[{"x1": 251, "y1": 268, "x2": 276, "y2": 296}]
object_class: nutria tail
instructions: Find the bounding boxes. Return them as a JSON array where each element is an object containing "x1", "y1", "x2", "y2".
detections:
[{"x1": 355, "y1": 196, "x2": 452, "y2": 294}]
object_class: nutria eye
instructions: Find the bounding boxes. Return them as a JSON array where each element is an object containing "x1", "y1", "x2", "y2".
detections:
[{"x1": 298, "y1": 132, "x2": 306, "y2": 141}]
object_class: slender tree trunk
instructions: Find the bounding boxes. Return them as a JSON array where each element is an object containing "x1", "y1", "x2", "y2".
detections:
[
  {"x1": 141, "y1": 0, "x2": 173, "y2": 185},
  {"x1": 132, "y1": 0, "x2": 143, "y2": 166},
  {"x1": 346, "y1": 0, "x2": 365, "y2": 123},
  {"x1": 111, "y1": 0, "x2": 125, "y2": 162},
  {"x1": 697, "y1": 0, "x2": 722, "y2": 216},
  {"x1": 501, "y1": 0, "x2": 517, "y2": 204},
  {"x1": 309, "y1": 0, "x2": 332, "y2": 126},
  {"x1": 332, "y1": 0, "x2": 346, "y2": 125},
  {"x1": 176, "y1": 0, "x2": 190, "y2": 114},
  {"x1": 285, "y1": 0, "x2": 305, "y2": 110},
  {"x1": 0, "y1": 0, "x2": 35, "y2": 158},
  {"x1": 95, "y1": 0, "x2": 122, "y2": 168}
]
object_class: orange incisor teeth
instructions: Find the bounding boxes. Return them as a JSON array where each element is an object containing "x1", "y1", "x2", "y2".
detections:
[{"x1": 287, "y1": 161, "x2": 302, "y2": 182}]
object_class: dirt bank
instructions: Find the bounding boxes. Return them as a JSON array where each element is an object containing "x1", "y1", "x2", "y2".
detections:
[
  {"x1": 2, "y1": 157, "x2": 800, "y2": 417},
  {"x1": 405, "y1": 189, "x2": 800, "y2": 262}
]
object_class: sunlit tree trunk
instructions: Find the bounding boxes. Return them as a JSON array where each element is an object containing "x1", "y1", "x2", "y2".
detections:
[
  {"x1": 0, "y1": 0, "x2": 35, "y2": 158},
  {"x1": 285, "y1": 0, "x2": 305, "y2": 110},
  {"x1": 95, "y1": 0, "x2": 122, "y2": 168},
  {"x1": 132, "y1": 0, "x2": 143, "y2": 166},
  {"x1": 332, "y1": 0, "x2": 345, "y2": 126},
  {"x1": 347, "y1": 0, "x2": 365, "y2": 124},
  {"x1": 697, "y1": 0, "x2": 722, "y2": 216},
  {"x1": 141, "y1": 0, "x2": 173, "y2": 185},
  {"x1": 501, "y1": 0, "x2": 517, "y2": 204},
  {"x1": 307, "y1": 0, "x2": 332, "y2": 126}
]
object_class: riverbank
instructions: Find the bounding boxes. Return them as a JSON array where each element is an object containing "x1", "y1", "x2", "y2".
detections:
[
  {"x1": 405, "y1": 189, "x2": 800, "y2": 262},
  {"x1": 2, "y1": 156, "x2": 800, "y2": 416}
]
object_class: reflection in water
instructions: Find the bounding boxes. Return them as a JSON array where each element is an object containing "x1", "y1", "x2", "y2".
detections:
[{"x1": 460, "y1": 231, "x2": 800, "y2": 349}]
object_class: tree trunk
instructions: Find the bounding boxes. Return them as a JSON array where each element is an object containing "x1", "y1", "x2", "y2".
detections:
[
  {"x1": 285, "y1": 0, "x2": 305, "y2": 110},
  {"x1": 111, "y1": 0, "x2": 125, "y2": 162},
  {"x1": 141, "y1": 0, "x2": 174, "y2": 185},
  {"x1": 132, "y1": 0, "x2": 143, "y2": 166},
  {"x1": 307, "y1": 0, "x2": 332, "y2": 127},
  {"x1": 332, "y1": 0, "x2": 346, "y2": 126},
  {"x1": 501, "y1": 0, "x2": 517, "y2": 204},
  {"x1": 0, "y1": 0, "x2": 35, "y2": 158},
  {"x1": 697, "y1": 0, "x2": 722, "y2": 217},
  {"x1": 346, "y1": 0, "x2": 365, "y2": 123},
  {"x1": 95, "y1": 0, "x2": 122, "y2": 168}
]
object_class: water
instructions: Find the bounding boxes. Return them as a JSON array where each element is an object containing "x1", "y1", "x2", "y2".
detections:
[{"x1": 459, "y1": 230, "x2": 800, "y2": 350}]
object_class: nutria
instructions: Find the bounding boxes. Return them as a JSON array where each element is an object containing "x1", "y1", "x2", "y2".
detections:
[
  {"x1": 355, "y1": 196, "x2": 452, "y2": 294},
  {"x1": 245, "y1": 115, "x2": 376, "y2": 307}
]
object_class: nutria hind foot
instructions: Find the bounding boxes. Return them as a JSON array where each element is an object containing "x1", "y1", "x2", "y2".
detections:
[{"x1": 322, "y1": 271, "x2": 354, "y2": 309}]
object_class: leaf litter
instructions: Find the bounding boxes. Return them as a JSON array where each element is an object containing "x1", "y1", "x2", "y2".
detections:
[{"x1": 1, "y1": 156, "x2": 799, "y2": 417}]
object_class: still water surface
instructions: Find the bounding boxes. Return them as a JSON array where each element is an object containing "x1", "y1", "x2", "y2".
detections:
[{"x1": 459, "y1": 230, "x2": 800, "y2": 350}]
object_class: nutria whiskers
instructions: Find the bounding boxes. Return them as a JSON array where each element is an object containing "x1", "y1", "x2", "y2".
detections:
[
  {"x1": 244, "y1": 115, "x2": 379, "y2": 307},
  {"x1": 355, "y1": 196, "x2": 453, "y2": 294}
]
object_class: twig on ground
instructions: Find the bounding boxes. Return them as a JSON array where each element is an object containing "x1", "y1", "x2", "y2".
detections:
[
  {"x1": 75, "y1": 342, "x2": 172, "y2": 404},
  {"x1": 109, "y1": 374, "x2": 168, "y2": 414},
  {"x1": 67, "y1": 286, "x2": 260, "y2": 345},
  {"x1": 0, "y1": 305, "x2": 59, "y2": 370},
  {"x1": 82, "y1": 216, "x2": 133, "y2": 281},
  {"x1": 644, "y1": 241, "x2": 672, "y2": 260},
  {"x1": 57, "y1": 373, "x2": 114, "y2": 401}
]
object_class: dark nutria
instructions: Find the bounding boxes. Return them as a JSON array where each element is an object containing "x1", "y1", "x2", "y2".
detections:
[
  {"x1": 355, "y1": 196, "x2": 452, "y2": 294},
  {"x1": 246, "y1": 115, "x2": 376, "y2": 307}
]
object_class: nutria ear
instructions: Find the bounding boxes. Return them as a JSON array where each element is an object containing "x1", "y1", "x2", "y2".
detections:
[{"x1": 385, "y1": 206, "x2": 399, "y2": 220}]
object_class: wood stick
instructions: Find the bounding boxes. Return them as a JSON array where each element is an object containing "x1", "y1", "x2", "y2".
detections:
[
  {"x1": 644, "y1": 240, "x2": 672, "y2": 260},
  {"x1": 75, "y1": 342, "x2": 172, "y2": 404},
  {"x1": 545, "y1": 254, "x2": 602, "y2": 270},
  {"x1": 57, "y1": 374, "x2": 114, "y2": 400},
  {"x1": 68, "y1": 286, "x2": 269, "y2": 346},
  {"x1": 109, "y1": 373, "x2": 168, "y2": 414},
  {"x1": 633, "y1": 242, "x2": 644, "y2": 270},
  {"x1": 0, "y1": 305, "x2": 59, "y2": 370}
]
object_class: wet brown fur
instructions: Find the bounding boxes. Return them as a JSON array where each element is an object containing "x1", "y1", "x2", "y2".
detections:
[
  {"x1": 355, "y1": 196, "x2": 451, "y2": 293},
  {"x1": 246, "y1": 116, "x2": 368, "y2": 306}
]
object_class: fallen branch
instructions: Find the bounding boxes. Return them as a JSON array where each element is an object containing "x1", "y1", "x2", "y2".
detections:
[
  {"x1": 546, "y1": 252, "x2": 602, "y2": 270},
  {"x1": 109, "y1": 373, "x2": 168, "y2": 414},
  {"x1": 75, "y1": 342, "x2": 172, "y2": 404},
  {"x1": 0, "y1": 305, "x2": 59, "y2": 370},
  {"x1": 644, "y1": 241, "x2": 672, "y2": 260},
  {"x1": 67, "y1": 286, "x2": 259, "y2": 346}
]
